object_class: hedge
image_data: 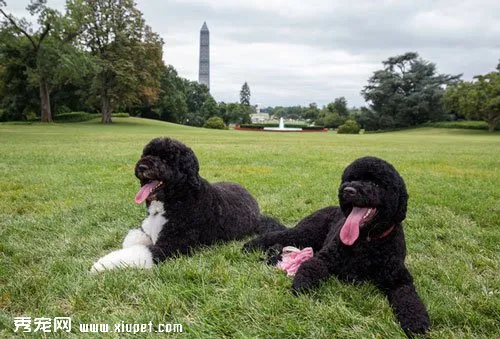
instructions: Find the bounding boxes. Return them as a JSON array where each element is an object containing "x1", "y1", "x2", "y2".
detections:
[
  {"x1": 424, "y1": 120, "x2": 491, "y2": 130},
  {"x1": 55, "y1": 112, "x2": 99, "y2": 122},
  {"x1": 54, "y1": 112, "x2": 130, "y2": 122},
  {"x1": 112, "y1": 113, "x2": 130, "y2": 118}
]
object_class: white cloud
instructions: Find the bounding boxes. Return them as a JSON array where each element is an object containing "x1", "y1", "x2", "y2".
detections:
[
  {"x1": 151, "y1": 0, "x2": 500, "y2": 106},
  {"x1": 174, "y1": 0, "x2": 335, "y2": 19}
]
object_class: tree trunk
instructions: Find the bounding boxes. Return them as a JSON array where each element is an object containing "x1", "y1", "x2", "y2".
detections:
[
  {"x1": 101, "y1": 92, "x2": 112, "y2": 123},
  {"x1": 488, "y1": 122, "x2": 495, "y2": 132},
  {"x1": 39, "y1": 77, "x2": 52, "y2": 122},
  {"x1": 486, "y1": 112, "x2": 497, "y2": 132}
]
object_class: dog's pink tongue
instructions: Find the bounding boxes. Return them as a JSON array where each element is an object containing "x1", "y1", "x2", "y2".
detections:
[
  {"x1": 134, "y1": 181, "x2": 160, "y2": 204},
  {"x1": 340, "y1": 207, "x2": 369, "y2": 246}
]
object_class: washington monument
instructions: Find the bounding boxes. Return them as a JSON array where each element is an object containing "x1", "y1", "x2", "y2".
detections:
[{"x1": 199, "y1": 22, "x2": 210, "y2": 89}]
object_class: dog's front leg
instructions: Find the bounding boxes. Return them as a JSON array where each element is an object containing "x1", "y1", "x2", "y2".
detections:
[
  {"x1": 243, "y1": 230, "x2": 288, "y2": 253},
  {"x1": 291, "y1": 256, "x2": 331, "y2": 293},
  {"x1": 292, "y1": 225, "x2": 343, "y2": 293},
  {"x1": 146, "y1": 233, "x2": 197, "y2": 263},
  {"x1": 386, "y1": 283, "x2": 430, "y2": 337},
  {"x1": 122, "y1": 228, "x2": 152, "y2": 248},
  {"x1": 90, "y1": 237, "x2": 194, "y2": 272},
  {"x1": 90, "y1": 244, "x2": 154, "y2": 273},
  {"x1": 379, "y1": 267, "x2": 430, "y2": 337}
]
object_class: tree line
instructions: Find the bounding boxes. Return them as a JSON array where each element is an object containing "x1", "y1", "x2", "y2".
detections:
[
  {"x1": 361, "y1": 53, "x2": 499, "y2": 132},
  {"x1": 1, "y1": 2, "x2": 498, "y2": 131},
  {"x1": 262, "y1": 53, "x2": 498, "y2": 132},
  {"x1": 0, "y1": 0, "x2": 251, "y2": 125}
]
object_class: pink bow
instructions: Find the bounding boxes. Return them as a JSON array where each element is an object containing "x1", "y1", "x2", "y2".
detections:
[{"x1": 276, "y1": 246, "x2": 314, "y2": 276}]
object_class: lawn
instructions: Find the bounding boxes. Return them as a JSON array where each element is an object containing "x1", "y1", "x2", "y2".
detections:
[{"x1": 0, "y1": 118, "x2": 499, "y2": 338}]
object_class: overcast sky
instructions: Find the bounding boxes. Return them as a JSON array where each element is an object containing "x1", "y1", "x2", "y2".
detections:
[{"x1": 6, "y1": 0, "x2": 500, "y2": 107}]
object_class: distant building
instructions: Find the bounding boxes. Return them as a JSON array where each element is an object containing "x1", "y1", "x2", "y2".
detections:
[
  {"x1": 198, "y1": 22, "x2": 210, "y2": 89},
  {"x1": 250, "y1": 104, "x2": 270, "y2": 122},
  {"x1": 250, "y1": 113, "x2": 270, "y2": 123}
]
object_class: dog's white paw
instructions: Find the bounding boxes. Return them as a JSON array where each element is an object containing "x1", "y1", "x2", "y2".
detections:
[
  {"x1": 90, "y1": 245, "x2": 154, "y2": 273},
  {"x1": 123, "y1": 228, "x2": 152, "y2": 248}
]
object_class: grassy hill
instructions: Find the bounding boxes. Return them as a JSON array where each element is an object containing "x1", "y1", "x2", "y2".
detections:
[{"x1": 1, "y1": 118, "x2": 498, "y2": 337}]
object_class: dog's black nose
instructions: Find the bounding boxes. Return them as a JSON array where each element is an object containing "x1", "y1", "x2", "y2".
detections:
[
  {"x1": 137, "y1": 164, "x2": 149, "y2": 171},
  {"x1": 343, "y1": 187, "x2": 357, "y2": 196}
]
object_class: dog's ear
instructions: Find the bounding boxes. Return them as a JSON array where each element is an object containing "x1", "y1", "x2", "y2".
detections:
[
  {"x1": 383, "y1": 163, "x2": 408, "y2": 223},
  {"x1": 178, "y1": 147, "x2": 201, "y2": 189},
  {"x1": 394, "y1": 175, "x2": 408, "y2": 222}
]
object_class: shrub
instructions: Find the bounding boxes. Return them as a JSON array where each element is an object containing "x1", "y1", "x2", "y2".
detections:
[
  {"x1": 302, "y1": 126, "x2": 326, "y2": 130},
  {"x1": 55, "y1": 112, "x2": 99, "y2": 122},
  {"x1": 55, "y1": 105, "x2": 71, "y2": 115},
  {"x1": 238, "y1": 124, "x2": 264, "y2": 129},
  {"x1": 140, "y1": 110, "x2": 160, "y2": 120},
  {"x1": 239, "y1": 124, "x2": 264, "y2": 129},
  {"x1": 25, "y1": 112, "x2": 38, "y2": 121},
  {"x1": 204, "y1": 116, "x2": 227, "y2": 130},
  {"x1": 112, "y1": 113, "x2": 130, "y2": 118},
  {"x1": 337, "y1": 119, "x2": 361, "y2": 134}
]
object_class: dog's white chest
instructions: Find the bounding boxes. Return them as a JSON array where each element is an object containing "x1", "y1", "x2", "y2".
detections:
[{"x1": 141, "y1": 201, "x2": 167, "y2": 244}]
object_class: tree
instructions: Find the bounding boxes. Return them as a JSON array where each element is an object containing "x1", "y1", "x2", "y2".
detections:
[
  {"x1": 361, "y1": 52, "x2": 461, "y2": 130},
  {"x1": 179, "y1": 79, "x2": 219, "y2": 126},
  {"x1": 316, "y1": 101, "x2": 345, "y2": 128},
  {"x1": 284, "y1": 106, "x2": 302, "y2": 119},
  {"x1": 0, "y1": 26, "x2": 38, "y2": 121},
  {"x1": 351, "y1": 107, "x2": 378, "y2": 131},
  {"x1": 0, "y1": 0, "x2": 80, "y2": 122},
  {"x1": 322, "y1": 111, "x2": 343, "y2": 128},
  {"x1": 332, "y1": 97, "x2": 349, "y2": 118},
  {"x1": 444, "y1": 71, "x2": 500, "y2": 132},
  {"x1": 217, "y1": 101, "x2": 228, "y2": 124},
  {"x1": 272, "y1": 106, "x2": 285, "y2": 118},
  {"x1": 155, "y1": 65, "x2": 187, "y2": 123},
  {"x1": 303, "y1": 102, "x2": 320, "y2": 121},
  {"x1": 184, "y1": 80, "x2": 210, "y2": 114},
  {"x1": 442, "y1": 82, "x2": 470, "y2": 120},
  {"x1": 240, "y1": 81, "x2": 250, "y2": 106},
  {"x1": 200, "y1": 95, "x2": 218, "y2": 119},
  {"x1": 68, "y1": 0, "x2": 163, "y2": 123},
  {"x1": 225, "y1": 102, "x2": 251, "y2": 124}
]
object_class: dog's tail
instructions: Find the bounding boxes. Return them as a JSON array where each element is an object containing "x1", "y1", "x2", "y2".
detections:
[{"x1": 256, "y1": 215, "x2": 287, "y2": 234}]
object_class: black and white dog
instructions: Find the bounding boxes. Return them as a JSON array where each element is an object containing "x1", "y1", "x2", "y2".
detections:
[{"x1": 91, "y1": 137, "x2": 283, "y2": 272}]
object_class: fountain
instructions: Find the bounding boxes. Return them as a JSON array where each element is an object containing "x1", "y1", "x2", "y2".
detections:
[{"x1": 263, "y1": 117, "x2": 302, "y2": 132}]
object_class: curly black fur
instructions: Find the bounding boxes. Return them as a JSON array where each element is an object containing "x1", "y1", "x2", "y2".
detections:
[
  {"x1": 136, "y1": 137, "x2": 285, "y2": 262},
  {"x1": 243, "y1": 156, "x2": 430, "y2": 336}
]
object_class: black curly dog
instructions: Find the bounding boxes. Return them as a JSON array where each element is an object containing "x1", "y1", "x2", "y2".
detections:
[
  {"x1": 91, "y1": 137, "x2": 284, "y2": 272},
  {"x1": 244, "y1": 156, "x2": 430, "y2": 336}
]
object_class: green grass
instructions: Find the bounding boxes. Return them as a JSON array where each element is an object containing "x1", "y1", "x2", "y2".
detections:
[{"x1": 1, "y1": 117, "x2": 499, "y2": 338}]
